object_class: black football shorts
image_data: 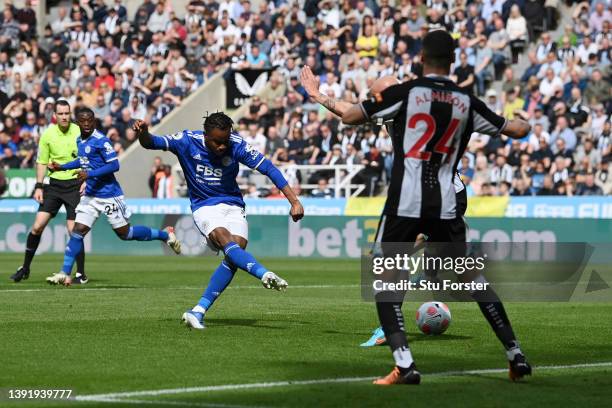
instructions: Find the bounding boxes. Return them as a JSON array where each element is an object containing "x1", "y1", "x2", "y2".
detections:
[{"x1": 38, "y1": 178, "x2": 81, "y2": 220}]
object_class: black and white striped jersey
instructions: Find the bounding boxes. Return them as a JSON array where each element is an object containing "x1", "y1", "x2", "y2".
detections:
[{"x1": 360, "y1": 75, "x2": 506, "y2": 219}]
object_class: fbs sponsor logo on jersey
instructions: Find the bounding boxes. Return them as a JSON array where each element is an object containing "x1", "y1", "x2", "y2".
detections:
[
  {"x1": 196, "y1": 164, "x2": 222, "y2": 178},
  {"x1": 103, "y1": 142, "x2": 113, "y2": 154}
]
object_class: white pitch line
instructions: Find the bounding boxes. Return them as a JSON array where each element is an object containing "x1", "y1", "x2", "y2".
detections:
[
  {"x1": 75, "y1": 361, "x2": 612, "y2": 402},
  {"x1": 77, "y1": 397, "x2": 264, "y2": 408}
]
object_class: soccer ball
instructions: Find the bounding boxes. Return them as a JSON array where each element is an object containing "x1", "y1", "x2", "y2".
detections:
[
  {"x1": 173, "y1": 216, "x2": 205, "y2": 255},
  {"x1": 416, "y1": 301, "x2": 451, "y2": 335}
]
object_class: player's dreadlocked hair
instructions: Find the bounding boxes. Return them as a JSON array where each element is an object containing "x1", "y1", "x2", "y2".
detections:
[{"x1": 203, "y1": 112, "x2": 234, "y2": 134}]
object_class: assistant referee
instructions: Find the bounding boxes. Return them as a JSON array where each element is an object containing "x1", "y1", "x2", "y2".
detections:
[{"x1": 10, "y1": 100, "x2": 87, "y2": 283}]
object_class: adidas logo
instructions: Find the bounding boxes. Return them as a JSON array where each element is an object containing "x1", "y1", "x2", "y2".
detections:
[
  {"x1": 193, "y1": 154, "x2": 201, "y2": 160},
  {"x1": 246, "y1": 262, "x2": 255, "y2": 272}
]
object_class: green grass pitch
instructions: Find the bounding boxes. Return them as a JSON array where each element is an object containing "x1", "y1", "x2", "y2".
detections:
[{"x1": 1, "y1": 254, "x2": 612, "y2": 407}]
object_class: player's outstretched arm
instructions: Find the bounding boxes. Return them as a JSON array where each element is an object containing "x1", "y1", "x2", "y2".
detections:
[
  {"x1": 50, "y1": 159, "x2": 80, "y2": 171},
  {"x1": 252, "y1": 156, "x2": 304, "y2": 222},
  {"x1": 300, "y1": 66, "x2": 366, "y2": 125},
  {"x1": 502, "y1": 119, "x2": 531, "y2": 140}
]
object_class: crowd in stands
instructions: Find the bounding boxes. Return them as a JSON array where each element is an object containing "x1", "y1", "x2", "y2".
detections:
[
  {"x1": 0, "y1": 0, "x2": 213, "y2": 173},
  {"x1": 229, "y1": 0, "x2": 610, "y2": 197},
  {"x1": 0, "y1": 0, "x2": 609, "y2": 198}
]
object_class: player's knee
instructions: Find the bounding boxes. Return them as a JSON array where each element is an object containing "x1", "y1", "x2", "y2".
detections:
[
  {"x1": 209, "y1": 228, "x2": 232, "y2": 248},
  {"x1": 72, "y1": 224, "x2": 89, "y2": 236},
  {"x1": 31, "y1": 225, "x2": 45, "y2": 235}
]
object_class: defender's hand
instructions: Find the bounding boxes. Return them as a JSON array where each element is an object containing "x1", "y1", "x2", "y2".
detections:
[
  {"x1": 33, "y1": 188, "x2": 43, "y2": 204},
  {"x1": 300, "y1": 66, "x2": 321, "y2": 98},
  {"x1": 79, "y1": 181, "x2": 86, "y2": 196},
  {"x1": 132, "y1": 120, "x2": 148, "y2": 135},
  {"x1": 77, "y1": 170, "x2": 88, "y2": 183},
  {"x1": 48, "y1": 162, "x2": 62, "y2": 172},
  {"x1": 290, "y1": 201, "x2": 304, "y2": 222}
]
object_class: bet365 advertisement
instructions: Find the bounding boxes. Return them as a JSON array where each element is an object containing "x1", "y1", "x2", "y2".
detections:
[{"x1": 0, "y1": 214, "x2": 610, "y2": 258}]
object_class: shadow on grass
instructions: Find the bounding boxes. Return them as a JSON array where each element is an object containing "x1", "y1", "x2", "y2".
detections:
[
  {"x1": 158, "y1": 317, "x2": 310, "y2": 330},
  {"x1": 322, "y1": 329, "x2": 473, "y2": 342}
]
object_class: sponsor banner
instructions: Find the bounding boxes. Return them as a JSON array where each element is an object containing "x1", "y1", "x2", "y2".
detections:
[
  {"x1": 505, "y1": 196, "x2": 612, "y2": 219},
  {"x1": 345, "y1": 197, "x2": 385, "y2": 216},
  {"x1": 465, "y1": 196, "x2": 509, "y2": 217},
  {"x1": 0, "y1": 214, "x2": 610, "y2": 258},
  {"x1": 1, "y1": 169, "x2": 37, "y2": 198},
  {"x1": 245, "y1": 198, "x2": 345, "y2": 216},
  {"x1": 346, "y1": 196, "x2": 612, "y2": 219},
  {"x1": 225, "y1": 68, "x2": 276, "y2": 109},
  {"x1": 2, "y1": 197, "x2": 611, "y2": 218}
]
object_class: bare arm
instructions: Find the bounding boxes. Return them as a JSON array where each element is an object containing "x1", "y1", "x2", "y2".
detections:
[
  {"x1": 32, "y1": 162, "x2": 47, "y2": 203},
  {"x1": 502, "y1": 119, "x2": 531, "y2": 139},
  {"x1": 300, "y1": 66, "x2": 367, "y2": 124},
  {"x1": 133, "y1": 120, "x2": 154, "y2": 148},
  {"x1": 36, "y1": 162, "x2": 47, "y2": 184},
  {"x1": 299, "y1": 67, "x2": 354, "y2": 116},
  {"x1": 280, "y1": 184, "x2": 304, "y2": 222}
]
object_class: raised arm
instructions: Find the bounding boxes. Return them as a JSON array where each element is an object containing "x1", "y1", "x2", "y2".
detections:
[{"x1": 300, "y1": 66, "x2": 368, "y2": 125}]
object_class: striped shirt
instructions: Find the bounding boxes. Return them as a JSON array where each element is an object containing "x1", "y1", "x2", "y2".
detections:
[{"x1": 360, "y1": 75, "x2": 506, "y2": 219}]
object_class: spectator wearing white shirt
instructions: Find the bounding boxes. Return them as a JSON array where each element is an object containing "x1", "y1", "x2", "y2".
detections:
[
  {"x1": 528, "y1": 123, "x2": 551, "y2": 150},
  {"x1": 213, "y1": 15, "x2": 238, "y2": 46},
  {"x1": 535, "y1": 32, "x2": 556, "y2": 63},
  {"x1": 319, "y1": 72, "x2": 342, "y2": 99},
  {"x1": 128, "y1": 96, "x2": 147, "y2": 121},
  {"x1": 11, "y1": 52, "x2": 33, "y2": 80},
  {"x1": 576, "y1": 36, "x2": 599, "y2": 64},
  {"x1": 145, "y1": 33, "x2": 167, "y2": 59},
  {"x1": 537, "y1": 51, "x2": 564, "y2": 78},
  {"x1": 104, "y1": 8, "x2": 120, "y2": 35},
  {"x1": 244, "y1": 123, "x2": 267, "y2": 155},
  {"x1": 51, "y1": 6, "x2": 72, "y2": 34},
  {"x1": 318, "y1": 0, "x2": 340, "y2": 29},
  {"x1": 84, "y1": 39, "x2": 104, "y2": 65},
  {"x1": 481, "y1": 0, "x2": 503, "y2": 23},
  {"x1": 539, "y1": 68, "x2": 564, "y2": 98},
  {"x1": 147, "y1": 2, "x2": 170, "y2": 33},
  {"x1": 490, "y1": 155, "x2": 514, "y2": 185}
]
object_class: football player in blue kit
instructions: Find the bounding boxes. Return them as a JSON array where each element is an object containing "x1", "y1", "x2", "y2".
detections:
[
  {"x1": 46, "y1": 108, "x2": 181, "y2": 286},
  {"x1": 133, "y1": 112, "x2": 304, "y2": 329}
]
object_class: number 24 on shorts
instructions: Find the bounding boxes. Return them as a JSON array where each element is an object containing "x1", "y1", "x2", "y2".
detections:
[
  {"x1": 405, "y1": 113, "x2": 460, "y2": 161},
  {"x1": 104, "y1": 203, "x2": 118, "y2": 215}
]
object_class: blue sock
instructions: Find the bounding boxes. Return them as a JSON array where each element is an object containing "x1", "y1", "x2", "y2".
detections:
[
  {"x1": 223, "y1": 242, "x2": 267, "y2": 279},
  {"x1": 197, "y1": 260, "x2": 237, "y2": 310},
  {"x1": 126, "y1": 226, "x2": 169, "y2": 241},
  {"x1": 61, "y1": 232, "x2": 84, "y2": 275}
]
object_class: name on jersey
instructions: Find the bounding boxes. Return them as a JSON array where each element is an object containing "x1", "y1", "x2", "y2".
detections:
[
  {"x1": 196, "y1": 164, "x2": 222, "y2": 178},
  {"x1": 415, "y1": 90, "x2": 467, "y2": 114}
]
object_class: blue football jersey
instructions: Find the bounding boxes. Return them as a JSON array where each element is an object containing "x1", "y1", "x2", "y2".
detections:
[
  {"x1": 150, "y1": 130, "x2": 265, "y2": 211},
  {"x1": 78, "y1": 129, "x2": 123, "y2": 198}
]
